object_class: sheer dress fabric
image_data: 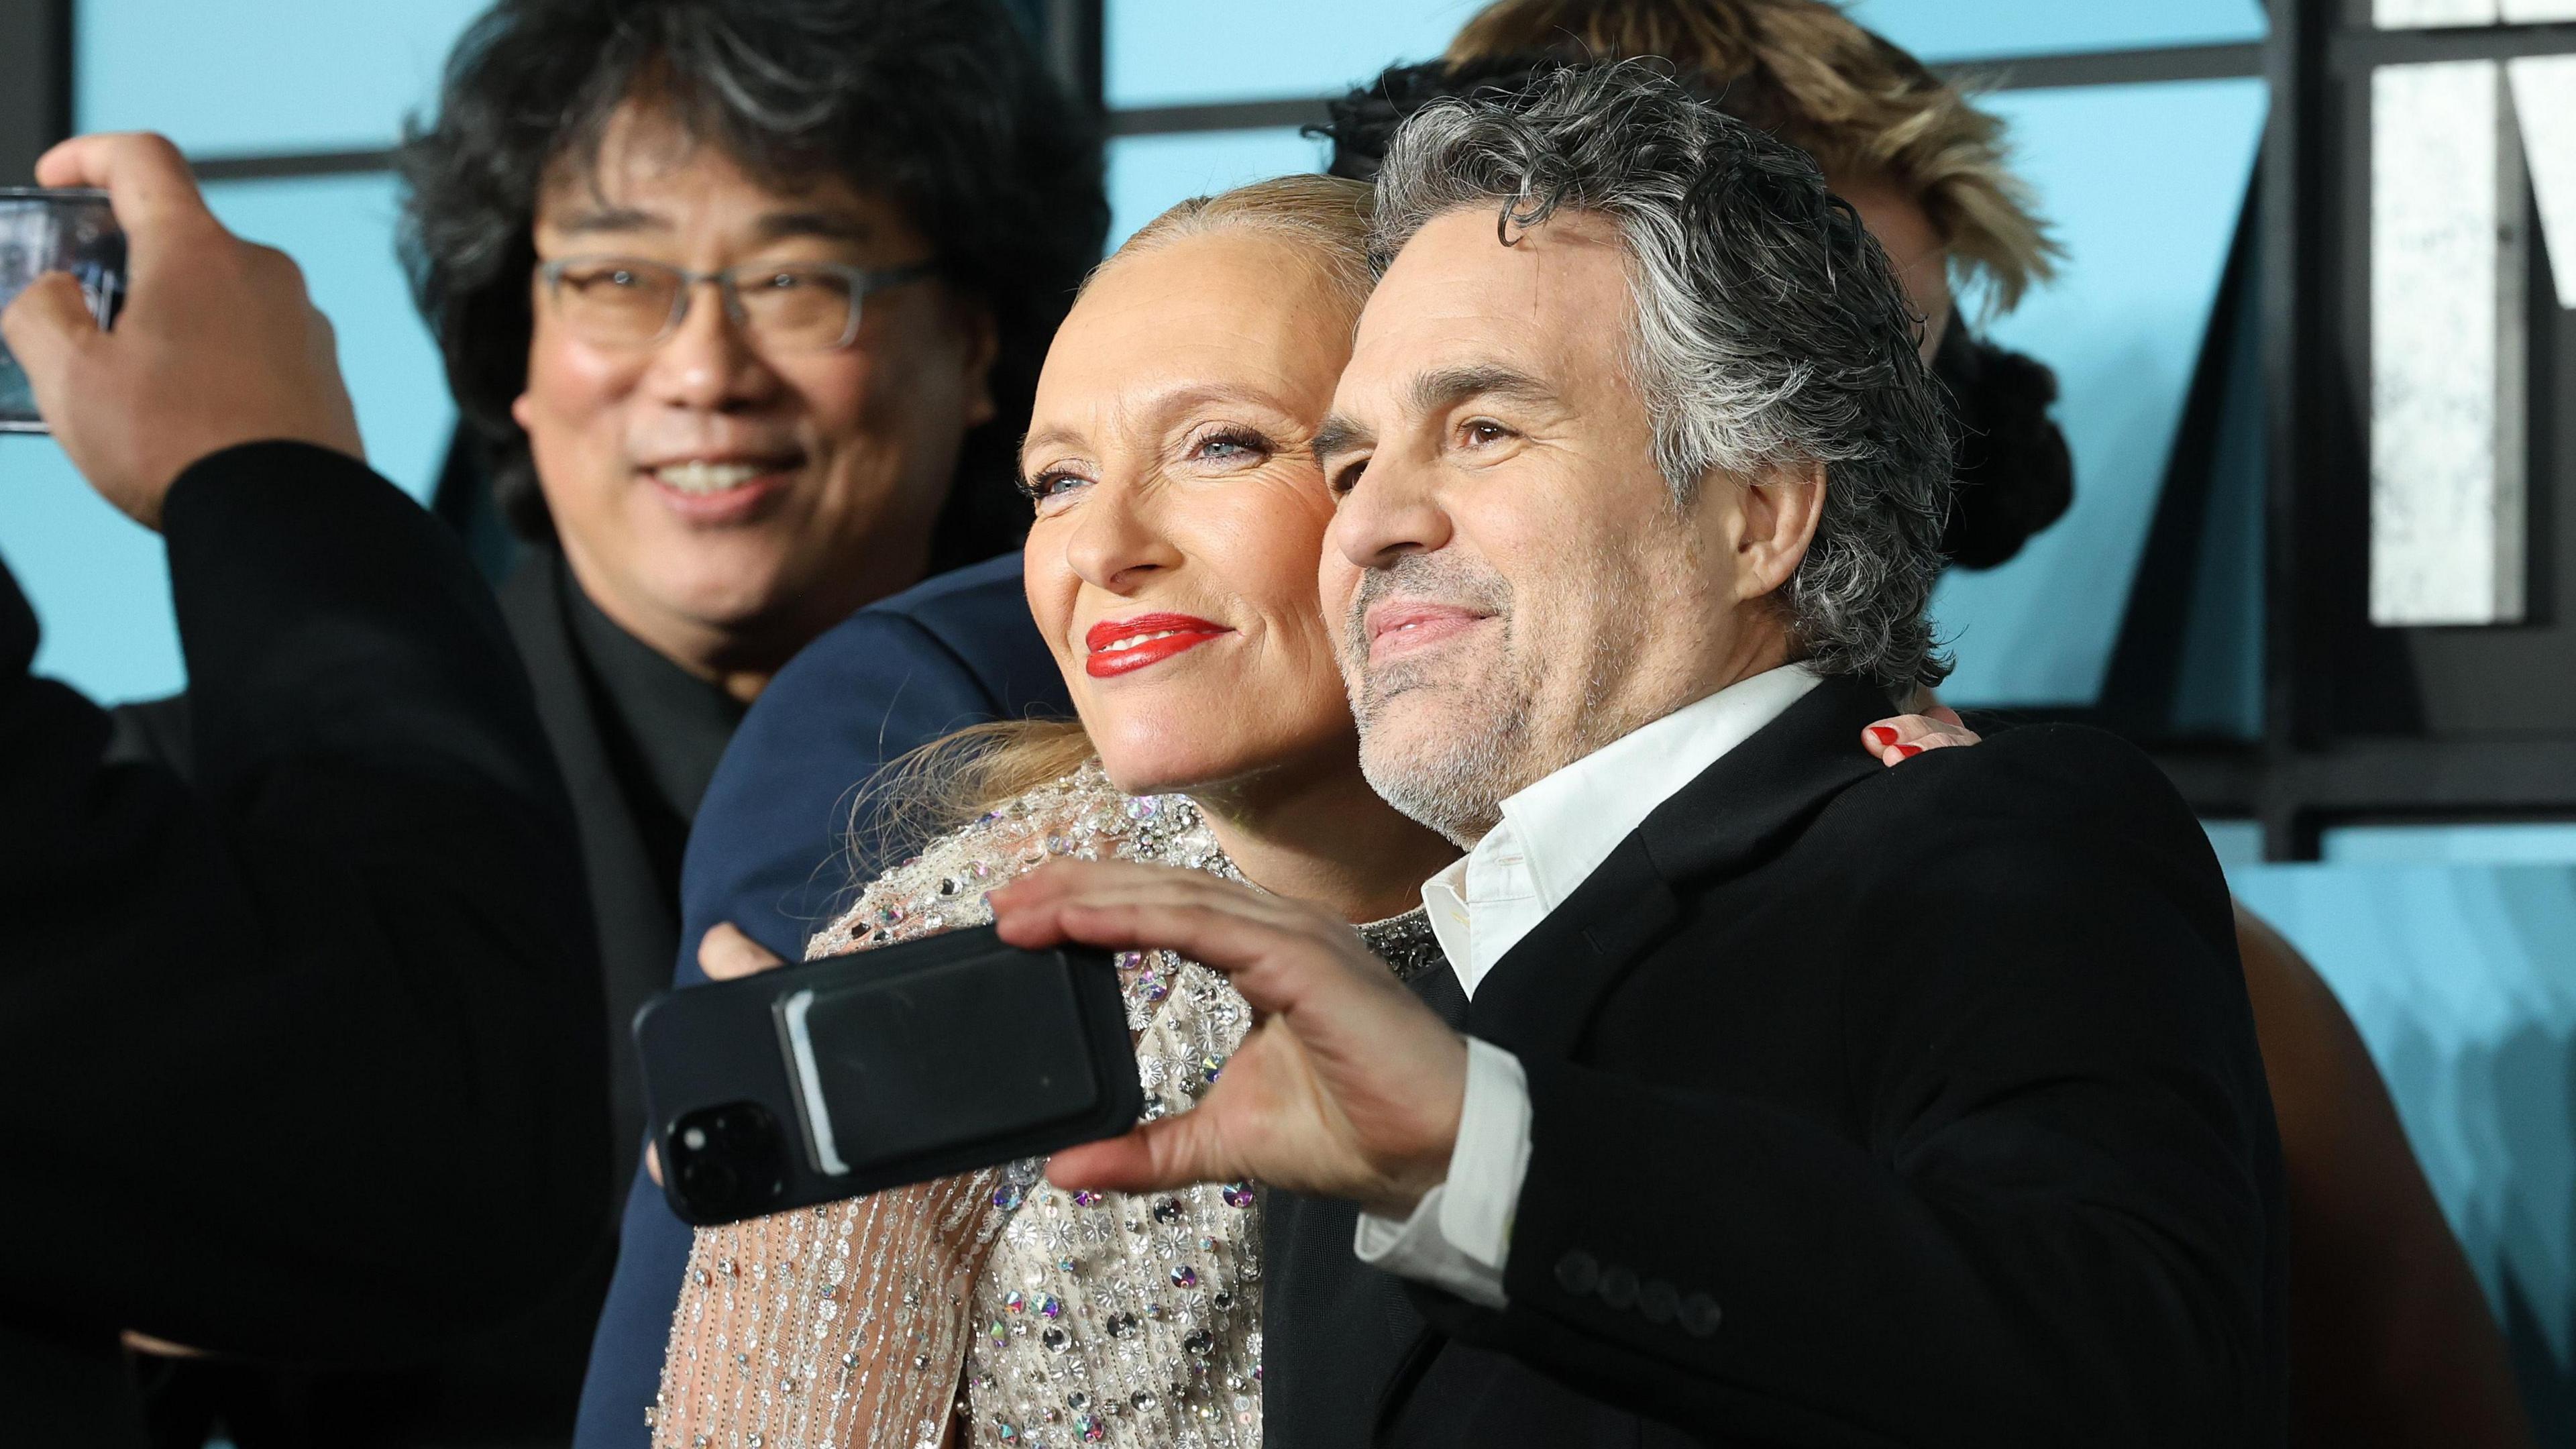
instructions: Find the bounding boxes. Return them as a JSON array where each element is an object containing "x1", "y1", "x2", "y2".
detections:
[{"x1": 655, "y1": 764, "x2": 1285, "y2": 1449}]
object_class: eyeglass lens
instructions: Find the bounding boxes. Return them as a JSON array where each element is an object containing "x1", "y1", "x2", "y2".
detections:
[{"x1": 547, "y1": 260, "x2": 861, "y2": 351}]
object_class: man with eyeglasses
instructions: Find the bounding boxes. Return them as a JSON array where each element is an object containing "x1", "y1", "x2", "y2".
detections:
[{"x1": 103, "y1": 1, "x2": 1105, "y2": 1445}]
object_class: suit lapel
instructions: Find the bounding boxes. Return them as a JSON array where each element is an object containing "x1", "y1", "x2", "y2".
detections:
[
  {"x1": 495, "y1": 551, "x2": 677, "y2": 1195},
  {"x1": 1467, "y1": 674, "x2": 1896, "y2": 1061}
]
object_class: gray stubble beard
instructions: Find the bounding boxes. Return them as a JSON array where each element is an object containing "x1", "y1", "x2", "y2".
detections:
[
  {"x1": 1342, "y1": 538, "x2": 1653, "y2": 849},
  {"x1": 1343, "y1": 554, "x2": 1535, "y2": 848}
]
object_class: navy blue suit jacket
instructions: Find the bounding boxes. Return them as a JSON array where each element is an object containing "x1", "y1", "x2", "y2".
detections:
[{"x1": 572, "y1": 553, "x2": 1071, "y2": 1446}]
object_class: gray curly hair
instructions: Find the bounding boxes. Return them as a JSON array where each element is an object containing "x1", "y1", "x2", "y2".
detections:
[{"x1": 1373, "y1": 59, "x2": 1955, "y2": 692}]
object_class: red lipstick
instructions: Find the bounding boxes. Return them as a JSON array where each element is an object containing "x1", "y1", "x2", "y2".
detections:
[{"x1": 1084, "y1": 612, "x2": 1233, "y2": 679}]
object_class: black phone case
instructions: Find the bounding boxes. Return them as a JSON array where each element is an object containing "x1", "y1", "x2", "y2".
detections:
[{"x1": 633, "y1": 924, "x2": 1141, "y2": 1227}]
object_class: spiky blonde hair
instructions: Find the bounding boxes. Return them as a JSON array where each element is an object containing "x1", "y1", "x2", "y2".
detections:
[{"x1": 1447, "y1": 0, "x2": 2059, "y2": 312}]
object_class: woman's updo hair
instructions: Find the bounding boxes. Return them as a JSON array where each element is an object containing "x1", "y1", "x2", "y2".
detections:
[
  {"x1": 1932, "y1": 319, "x2": 2072, "y2": 569},
  {"x1": 855, "y1": 174, "x2": 1379, "y2": 867},
  {"x1": 1095, "y1": 172, "x2": 1375, "y2": 313}
]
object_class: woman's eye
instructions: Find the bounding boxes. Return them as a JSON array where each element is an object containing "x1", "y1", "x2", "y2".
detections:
[
  {"x1": 1018, "y1": 470, "x2": 1089, "y2": 506},
  {"x1": 1191, "y1": 427, "x2": 1271, "y2": 465}
]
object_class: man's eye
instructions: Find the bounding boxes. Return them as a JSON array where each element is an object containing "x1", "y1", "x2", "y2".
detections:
[
  {"x1": 1461, "y1": 419, "x2": 1511, "y2": 447},
  {"x1": 755, "y1": 270, "x2": 849, "y2": 296},
  {"x1": 568, "y1": 268, "x2": 644, "y2": 292},
  {"x1": 1328, "y1": 458, "x2": 1368, "y2": 496}
]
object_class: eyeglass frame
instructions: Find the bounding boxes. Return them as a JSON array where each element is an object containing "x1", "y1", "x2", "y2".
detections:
[{"x1": 532, "y1": 254, "x2": 941, "y2": 352}]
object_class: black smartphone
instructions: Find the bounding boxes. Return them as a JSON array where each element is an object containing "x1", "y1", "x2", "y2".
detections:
[
  {"x1": 633, "y1": 924, "x2": 1141, "y2": 1226},
  {"x1": 0, "y1": 189, "x2": 124, "y2": 433}
]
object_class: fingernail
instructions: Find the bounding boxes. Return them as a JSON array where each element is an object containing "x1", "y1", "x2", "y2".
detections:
[
  {"x1": 1895, "y1": 743, "x2": 1923, "y2": 759},
  {"x1": 1867, "y1": 726, "x2": 1898, "y2": 748}
]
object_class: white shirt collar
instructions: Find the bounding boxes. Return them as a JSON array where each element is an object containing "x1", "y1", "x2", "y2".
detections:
[{"x1": 1421, "y1": 663, "x2": 1821, "y2": 997}]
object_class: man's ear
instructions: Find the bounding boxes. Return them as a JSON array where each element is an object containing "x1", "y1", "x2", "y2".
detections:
[{"x1": 1733, "y1": 460, "x2": 1825, "y2": 602}]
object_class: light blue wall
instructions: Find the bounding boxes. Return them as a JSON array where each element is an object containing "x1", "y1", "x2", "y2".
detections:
[
  {"x1": 2227, "y1": 859, "x2": 2576, "y2": 1422},
  {"x1": 75, "y1": 0, "x2": 490, "y2": 156},
  {"x1": 2328, "y1": 824, "x2": 2576, "y2": 866},
  {"x1": 1, "y1": 4, "x2": 477, "y2": 704},
  {"x1": 1108, "y1": 0, "x2": 1482, "y2": 109},
  {"x1": 1845, "y1": 0, "x2": 2265, "y2": 62},
  {"x1": 1109, "y1": 128, "x2": 1328, "y2": 246},
  {"x1": 1931, "y1": 79, "x2": 2267, "y2": 706},
  {"x1": 0, "y1": 174, "x2": 457, "y2": 703},
  {"x1": 1104, "y1": 0, "x2": 2271, "y2": 105}
]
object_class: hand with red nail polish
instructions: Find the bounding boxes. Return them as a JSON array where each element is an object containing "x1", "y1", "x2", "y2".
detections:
[{"x1": 1860, "y1": 706, "x2": 1981, "y2": 767}]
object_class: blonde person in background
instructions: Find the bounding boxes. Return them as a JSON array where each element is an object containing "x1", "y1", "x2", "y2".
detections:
[{"x1": 1319, "y1": 2, "x2": 2530, "y2": 1444}]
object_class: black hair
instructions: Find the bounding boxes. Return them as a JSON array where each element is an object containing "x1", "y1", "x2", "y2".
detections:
[
  {"x1": 1323, "y1": 56, "x2": 2073, "y2": 574},
  {"x1": 397, "y1": 0, "x2": 1106, "y2": 570},
  {"x1": 1930, "y1": 318, "x2": 2071, "y2": 570}
]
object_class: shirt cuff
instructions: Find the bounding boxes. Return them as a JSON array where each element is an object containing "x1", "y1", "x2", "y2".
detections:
[{"x1": 1351, "y1": 1037, "x2": 1532, "y2": 1311}]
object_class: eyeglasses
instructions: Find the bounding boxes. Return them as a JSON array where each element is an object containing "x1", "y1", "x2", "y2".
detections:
[{"x1": 533, "y1": 254, "x2": 938, "y2": 353}]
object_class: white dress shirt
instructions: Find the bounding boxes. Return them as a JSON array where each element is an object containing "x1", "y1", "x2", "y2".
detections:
[{"x1": 1352, "y1": 663, "x2": 1823, "y2": 1307}]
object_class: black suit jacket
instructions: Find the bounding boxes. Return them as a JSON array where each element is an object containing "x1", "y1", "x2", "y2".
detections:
[
  {"x1": 1267, "y1": 675, "x2": 2284, "y2": 1448},
  {"x1": 493, "y1": 547, "x2": 693, "y2": 1196},
  {"x1": 0, "y1": 444, "x2": 608, "y2": 1446},
  {"x1": 118, "y1": 546, "x2": 707, "y2": 1202}
]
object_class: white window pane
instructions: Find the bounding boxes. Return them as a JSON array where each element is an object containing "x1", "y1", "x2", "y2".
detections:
[
  {"x1": 2369, "y1": 60, "x2": 2526, "y2": 626},
  {"x1": 2375, "y1": 0, "x2": 2498, "y2": 28}
]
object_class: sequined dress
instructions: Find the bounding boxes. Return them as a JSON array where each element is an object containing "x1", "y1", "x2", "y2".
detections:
[{"x1": 653, "y1": 763, "x2": 1444, "y2": 1449}]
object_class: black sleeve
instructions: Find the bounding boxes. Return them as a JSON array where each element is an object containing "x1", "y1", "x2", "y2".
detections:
[
  {"x1": 1423, "y1": 729, "x2": 2281, "y2": 1447},
  {"x1": 0, "y1": 443, "x2": 610, "y2": 1363}
]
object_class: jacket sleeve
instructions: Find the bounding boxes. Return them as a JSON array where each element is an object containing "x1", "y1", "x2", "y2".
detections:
[
  {"x1": 574, "y1": 602, "x2": 1033, "y2": 1448},
  {"x1": 0, "y1": 443, "x2": 609, "y2": 1362},
  {"x1": 676, "y1": 606, "x2": 1028, "y2": 972},
  {"x1": 1417, "y1": 731, "x2": 2282, "y2": 1448}
]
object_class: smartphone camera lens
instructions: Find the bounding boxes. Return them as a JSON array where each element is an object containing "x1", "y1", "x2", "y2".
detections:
[{"x1": 666, "y1": 1102, "x2": 788, "y2": 1222}]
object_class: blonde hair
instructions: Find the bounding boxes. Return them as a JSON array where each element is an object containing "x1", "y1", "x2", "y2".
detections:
[
  {"x1": 1095, "y1": 171, "x2": 1377, "y2": 311},
  {"x1": 1447, "y1": 0, "x2": 2058, "y2": 312},
  {"x1": 850, "y1": 174, "x2": 1377, "y2": 862}
]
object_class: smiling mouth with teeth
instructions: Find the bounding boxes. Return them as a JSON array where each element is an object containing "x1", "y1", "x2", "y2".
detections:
[
  {"x1": 651, "y1": 460, "x2": 788, "y2": 494},
  {"x1": 1082, "y1": 614, "x2": 1232, "y2": 679},
  {"x1": 1097, "y1": 629, "x2": 1191, "y2": 653}
]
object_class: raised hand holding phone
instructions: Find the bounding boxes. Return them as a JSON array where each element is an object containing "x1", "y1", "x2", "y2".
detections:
[
  {"x1": 989, "y1": 859, "x2": 1472, "y2": 1220},
  {"x1": 0, "y1": 133, "x2": 360, "y2": 530}
]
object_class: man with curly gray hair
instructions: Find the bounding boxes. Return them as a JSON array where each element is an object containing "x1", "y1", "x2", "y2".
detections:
[{"x1": 997, "y1": 61, "x2": 2284, "y2": 1448}]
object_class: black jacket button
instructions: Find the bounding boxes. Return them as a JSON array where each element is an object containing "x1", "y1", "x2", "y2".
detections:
[
  {"x1": 1639, "y1": 1278, "x2": 1678, "y2": 1324},
  {"x1": 1554, "y1": 1250, "x2": 1600, "y2": 1296},
  {"x1": 1597, "y1": 1265, "x2": 1638, "y2": 1310},
  {"x1": 1679, "y1": 1291, "x2": 1722, "y2": 1338}
]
